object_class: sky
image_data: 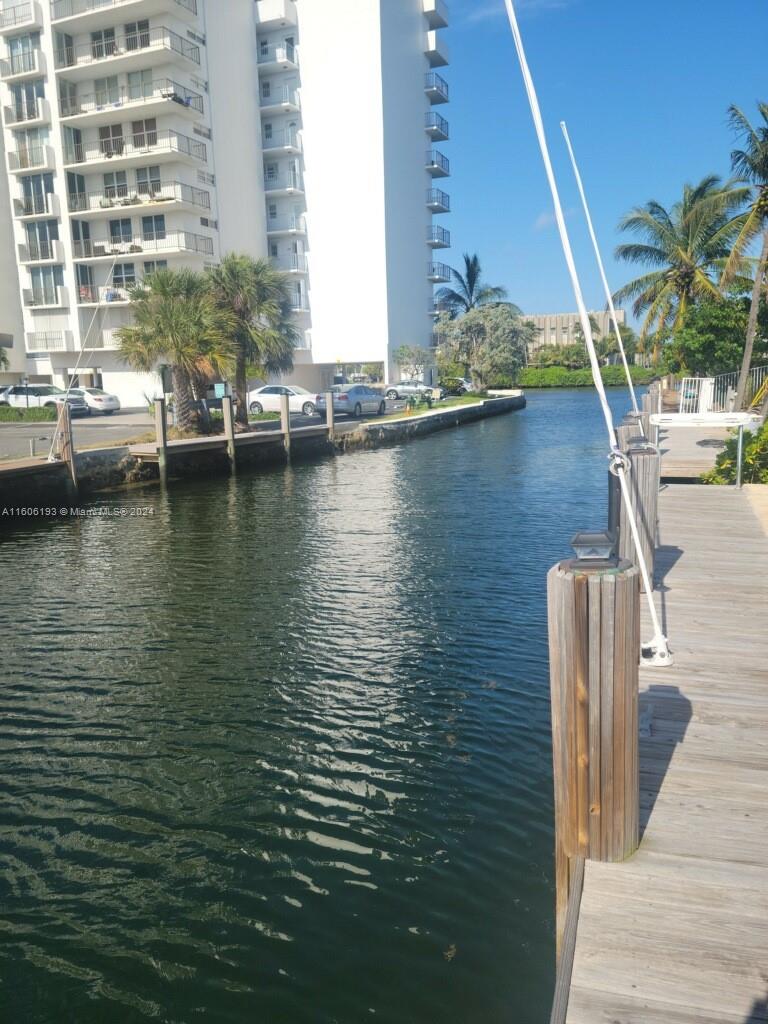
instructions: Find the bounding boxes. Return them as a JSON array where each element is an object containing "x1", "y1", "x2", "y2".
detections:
[{"x1": 445, "y1": 0, "x2": 767, "y2": 322}]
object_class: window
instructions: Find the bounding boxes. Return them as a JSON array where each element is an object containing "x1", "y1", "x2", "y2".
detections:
[
  {"x1": 25, "y1": 219, "x2": 58, "y2": 259},
  {"x1": 109, "y1": 218, "x2": 132, "y2": 245},
  {"x1": 265, "y1": 163, "x2": 278, "y2": 182},
  {"x1": 268, "y1": 203, "x2": 277, "y2": 220},
  {"x1": 112, "y1": 263, "x2": 136, "y2": 289},
  {"x1": 132, "y1": 118, "x2": 157, "y2": 149},
  {"x1": 30, "y1": 265, "x2": 63, "y2": 305},
  {"x1": 259, "y1": 39, "x2": 269, "y2": 57},
  {"x1": 269, "y1": 242, "x2": 278, "y2": 257},
  {"x1": 261, "y1": 81, "x2": 271, "y2": 99},
  {"x1": 124, "y1": 20, "x2": 150, "y2": 52},
  {"x1": 143, "y1": 259, "x2": 167, "y2": 277},
  {"x1": 264, "y1": 122, "x2": 273, "y2": 140},
  {"x1": 136, "y1": 165, "x2": 161, "y2": 196},
  {"x1": 127, "y1": 69, "x2": 153, "y2": 101},
  {"x1": 103, "y1": 170, "x2": 128, "y2": 199},
  {"x1": 94, "y1": 75, "x2": 119, "y2": 106},
  {"x1": 90, "y1": 28, "x2": 116, "y2": 60},
  {"x1": 197, "y1": 170, "x2": 215, "y2": 185},
  {"x1": 99, "y1": 124, "x2": 124, "y2": 157},
  {"x1": 141, "y1": 214, "x2": 165, "y2": 242}
]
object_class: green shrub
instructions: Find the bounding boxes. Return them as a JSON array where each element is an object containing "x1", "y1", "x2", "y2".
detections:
[
  {"x1": 518, "y1": 366, "x2": 655, "y2": 388},
  {"x1": 702, "y1": 423, "x2": 768, "y2": 485},
  {"x1": 0, "y1": 405, "x2": 58, "y2": 422},
  {"x1": 248, "y1": 412, "x2": 280, "y2": 422}
]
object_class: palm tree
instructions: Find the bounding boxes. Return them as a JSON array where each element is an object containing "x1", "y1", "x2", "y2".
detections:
[
  {"x1": 207, "y1": 254, "x2": 299, "y2": 425},
  {"x1": 436, "y1": 253, "x2": 514, "y2": 317},
  {"x1": 722, "y1": 103, "x2": 768, "y2": 408},
  {"x1": 613, "y1": 176, "x2": 750, "y2": 359},
  {"x1": 118, "y1": 268, "x2": 236, "y2": 433}
]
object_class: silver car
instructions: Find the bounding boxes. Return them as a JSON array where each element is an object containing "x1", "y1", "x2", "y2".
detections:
[
  {"x1": 69, "y1": 387, "x2": 121, "y2": 415},
  {"x1": 315, "y1": 385, "x2": 386, "y2": 418},
  {"x1": 384, "y1": 380, "x2": 435, "y2": 400}
]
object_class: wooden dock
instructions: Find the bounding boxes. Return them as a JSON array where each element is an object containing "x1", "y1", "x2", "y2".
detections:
[
  {"x1": 658, "y1": 424, "x2": 730, "y2": 481},
  {"x1": 563, "y1": 483, "x2": 768, "y2": 1022}
]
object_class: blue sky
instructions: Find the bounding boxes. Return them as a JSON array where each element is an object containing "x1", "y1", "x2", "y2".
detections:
[{"x1": 445, "y1": 0, "x2": 767, "y2": 321}]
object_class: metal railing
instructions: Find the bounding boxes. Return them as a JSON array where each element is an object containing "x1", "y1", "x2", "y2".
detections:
[
  {"x1": 25, "y1": 330, "x2": 72, "y2": 353},
  {"x1": 60, "y1": 78, "x2": 203, "y2": 117},
  {"x1": 91, "y1": 329, "x2": 122, "y2": 350},
  {"x1": 0, "y1": 48, "x2": 43, "y2": 77},
  {"x1": 257, "y1": 43, "x2": 297, "y2": 65},
  {"x1": 0, "y1": 2, "x2": 35, "y2": 29},
  {"x1": 425, "y1": 111, "x2": 449, "y2": 137},
  {"x1": 18, "y1": 239, "x2": 63, "y2": 262},
  {"x1": 54, "y1": 25, "x2": 199, "y2": 69},
  {"x1": 4, "y1": 97, "x2": 48, "y2": 124},
  {"x1": 425, "y1": 71, "x2": 449, "y2": 101},
  {"x1": 428, "y1": 261, "x2": 451, "y2": 281},
  {"x1": 8, "y1": 144, "x2": 53, "y2": 170},
  {"x1": 72, "y1": 231, "x2": 214, "y2": 259},
  {"x1": 426, "y1": 149, "x2": 450, "y2": 174},
  {"x1": 14, "y1": 192, "x2": 59, "y2": 217},
  {"x1": 271, "y1": 253, "x2": 307, "y2": 273},
  {"x1": 262, "y1": 128, "x2": 299, "y2": 150},
  {"x1": 260, "y1": 85, "x2": 299, "y2": 108},
  {"x1": 263, "y1": 172, "x2": 303, "y2": 192},
  {"x1": 68, "y1": 180, "x2": 210, "y2": 213},
  {"x1": 23, "y1": 285, "x2": 68, "y2": 307},
  {"x1": 77, "y1": 284, "x2": 130, "y2": 304},
  {"x1": 427, "y1": 188, "x2": 450, "y2": 210},
  {"x1": 266, "y1": 215, "x2": 306, "y2": 233},
  {"x1": 64, "y1": 129, "x2": 207, "y2": 165},
  {"x1": 427, "y1": 224, "x2": 450, "y2": 246},
  {"x1": 51, "y1": 0, "x2": 197, "y2": 18},
  {"x1": 678, "y1": 365, "x2": 768, "y2": 414}
]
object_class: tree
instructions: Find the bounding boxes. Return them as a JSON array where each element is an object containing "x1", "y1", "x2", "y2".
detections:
[
  {"x1": 613, "y1": 176, "x2": 750, "y2": 357},
  {"x1": 362, "y1": 362, "x2": 384, "y2": 382},
  {"x1": 723, "y1": 104, "x2": 768, "y2": 408},
  {"x1": 665, "y1": 297, "x2": 768, "y2": 377},
  {"x1": 207, "y1": 254, "x2": 298, "y2": 425},
  {"x1": 118, "y1": 269, "x2": 236, "y2": 434},
  {"x1": 435, "y1": 253, "x2": 514, "y2": 317},
  {"x1": 393, "y1": 344, "x2": 430, "y2": 379},
  {"x1": 436, "y1": 305, "x2": 533, "y2": 390}
]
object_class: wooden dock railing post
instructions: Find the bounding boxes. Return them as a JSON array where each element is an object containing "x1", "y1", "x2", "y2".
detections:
[
  {"x1": 280, "y1": 392, "x2": 291, "y2": 462},
  {"x1": 547, "y1": 538, "x2": 640, "y2": 956},
  {"x1": 222, "y1": 395, "x2": 236, "y2": 473},
  {"x1": 56, "y1": 401, "x2": 78, "y2": 497},
  {"x1": 325, "y1": 391, "x2": 335, "y2": 439},
  {"x1": 154, "y1": 397, "x2": 168, "y2": 485}
]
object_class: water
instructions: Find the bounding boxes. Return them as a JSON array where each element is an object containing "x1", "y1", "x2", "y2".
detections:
[{"x1": 0, "y1": 389, "x2": 631, "y2": 1023}]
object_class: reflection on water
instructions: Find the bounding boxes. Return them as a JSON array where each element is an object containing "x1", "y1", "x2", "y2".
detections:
[{"x1": 0, "y1": 389, "x2": 631, "y2": 1023}]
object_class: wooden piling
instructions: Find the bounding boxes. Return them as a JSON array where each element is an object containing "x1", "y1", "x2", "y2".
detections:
[
  {"x1": 547, "y1": 556, "x2": 640, "y2": 955},
  {"x1": 154, "y1": 397, "x2": 168, "y2": 485},
  {"x1": 222, "y1": 395, "x2": 236, "y2": 472},
  {"x1": 324, "y1": 391, "x2": 335, "y2": 439},
  {"x1": 56, "y1": 401, "x2": 78, "y2": 497},
  {"x1": 280, "y1": 393, "x2": 291, "y2": 461},
  {"x1": 618, "y1": 447, "x2": 660, "y2": 591}
]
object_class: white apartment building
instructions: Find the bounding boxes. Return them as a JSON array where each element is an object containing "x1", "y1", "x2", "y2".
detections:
[{"x1": 0, "y1": 0, "x2": 450, "y2": 402}]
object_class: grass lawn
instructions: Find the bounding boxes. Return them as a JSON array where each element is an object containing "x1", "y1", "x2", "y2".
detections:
[{"x1": 372, "y1": 393, "x2": 490, "y2": 424}]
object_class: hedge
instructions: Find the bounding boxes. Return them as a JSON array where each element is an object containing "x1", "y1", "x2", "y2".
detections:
[
  {"x1": 0, "y1": 405, "x2": 58, "y2": 422},
  {"x1": 517, "y1": 366, "x2": 656, "y2": 389}
]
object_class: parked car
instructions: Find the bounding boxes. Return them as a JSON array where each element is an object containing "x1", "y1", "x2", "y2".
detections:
[
  {"x1": 68, "y1": 387, "x2": 121, "y2": 415},
  {"x1": 439, "y1": 376, "x2": 475, "y2": 396},
  {"x1": 0, "y1": 384, "x2": 88, "y2": 415},
  {"x1": 247, "y1": 384, "x2": 318, "y2": 416},
  {"x1": 315, "y1": 385, "x2": 386, "y2": 418},
  {"x1": 385, "y1": 380, "x2": 439, "y2": 400}
]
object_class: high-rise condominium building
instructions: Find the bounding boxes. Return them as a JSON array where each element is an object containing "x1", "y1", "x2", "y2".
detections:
[{"x1": 0, "y1": 0, "x2": 450, "y2": 403}]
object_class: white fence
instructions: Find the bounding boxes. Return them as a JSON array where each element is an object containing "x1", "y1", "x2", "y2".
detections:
[{"x1": 678, "y1": 365, "x2": 768, "y2": 414}]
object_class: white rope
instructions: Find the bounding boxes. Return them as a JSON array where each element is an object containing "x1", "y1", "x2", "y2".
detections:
[
  {"x1": 559, "y1": 121, "x2": 641, "y2": 419},
  {"x1": 502, "y1": 0, "x2": 672, "y2": 665}
]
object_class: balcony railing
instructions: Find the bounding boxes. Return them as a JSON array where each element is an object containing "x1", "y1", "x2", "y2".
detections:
[
  {"x1": 95, "y1": 328, "x2": 123, "y2": 350},
  {"x1": 68, "y1": 180, "x2": 210, "y2": 213},
  {"x1": 8, "y1": 144, "x2": 54, "y2": 171},
  {"x1": 260, "y1": 85, "x2": 299, "y2": 109},
  {"x1": 262, "y1": 128, "x2": 299, "y2": 150},
  {"x1": 51, "y1": 0, "x2": 197, "y2": 19},
  {"x1": 263, "y1": 172, "x2": 303, "y2": 192},
  {"x1": 61, "y1": 78, "x2": 204, "y2": 117},
  {"x1": 18, "y1": 239, "x2": 64, "y2": 263},
  {"x1": 257, "y1": 43, "x2": 297, "y2": 66},
  {"x1": 271, "y1": 253, "x2": 307, "y2": 273},
  {"x1": 25, "y1": 330, "x2": 73, "y2": 353},
  {"x1": 266, "y1": 215, "x2": 306, "y2": 234},
  {"x1": 77, "y1": 284, "x2": 131, "y2": 304},
  {"x1": 0, "y1": 1, "x2": 38, "y2": 30},
  {"x1": 14, "y1": 192, "x2": 60, "y2": 217},
  {"x1": 72, "y1": 231, "x2": 214, "y2": 259},
  {"x1": 428, "y1": 261, "x2": 451, "y2": 282},
  {"x1": 425, "y1": 71, "x2": 449, "y2": 103},
  {"x1": 54, "y1": 26, "x2": 200, "y2": 70},
  {"x1": 23, "y1": 285, "x2": 69, "y2": 308},
  {"x1": 0, "y1": 48, "x2": 44, "y2": 78},
  {"x1": 427, "y1": 224, "x2": 451, "y2": 247},
  {"x1": 4, "y1": 97, "x2": 49, "y2": 125},
  {"x1": 427, "y1": 188, "x2": 450, "y2": 212},
  {"x1": 426, "y1": 149, "x2": 450, "y2": 175},
  {"x1": 425, "y1": 111, "x2": 449, "y2": 139},
  {"x1": 64, "y1": 129, "x2": 207, "y2": 165}
]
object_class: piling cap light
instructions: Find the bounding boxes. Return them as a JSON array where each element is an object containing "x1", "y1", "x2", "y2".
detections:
[{"x1": 571, "y1": 530, "x2": 616, "y2": 561}]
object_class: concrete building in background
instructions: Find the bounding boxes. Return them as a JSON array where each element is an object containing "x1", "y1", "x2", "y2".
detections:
[
  {"x1": 526, "y1": 309, "x2": 626, "y2": 351},
  {"x1": 0, "y1": 0, "x2": 450, "y2": 403}
]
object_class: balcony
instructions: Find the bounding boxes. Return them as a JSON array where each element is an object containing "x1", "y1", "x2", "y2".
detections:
[
  {"x1": 96, "y1": 329, "x2": 123, "y2": 350},
  {"x1": 3, "y1": 96, "x2": 50, "y2": 127},
  {"x1": 25, "y1": 330, "x2": 74, "y2": 354},
  {"x1": 271, "y1": 253, "x2": 307, "y2": 274},
  {"x1": 426, "y1": 149, "x2": 450, "y2": 177},
  {"x1": 18, "y1": 239, "x2": 65, "y2": 264},
  {"x1": 0, "y1": 0, "x2": 42, "y2": 32},
  {"x1": 257, "y1": 43, "x2": 298, "y2": 72},
  {"x1": 256, "y1": 0, "x2": 297, "y2": 29},
  {"x1": 262, "y1": 128, "x2": 301, "y2": 155},
  {"x1": 0, "y1": 47, "x2": 45, "y2": 80},
  {"x1": 60, "y1": 78, "x2": 203, "y2": 125},
  {"x1": 427, "y1": 224, "x2": 450, "y2": 249},
  {"x1": 68, "y1": 180, "x2": 210, "y2": 216},
  {"x1": 8, "y1": 144, "x2": 55, "y2": 173},
  {"x1": 72, "y1": 230, "x2": 215, "y2": 261},
  {"x1": 23, "y1": 286, "x2": 69, "y2": 309},
  {"x1": 425, "y1": 30, "x2": 449, "y2": 67},
  {"x1": 64, "y1": 129, "x2": 207, "y2": 173},
  {"x1": 428, "y1": 262, "x2": 451, "y2": 283},
  {"x1": 425, "y1": 111, "x2": 449, "y2": 142},
  {"x1": 427, "y1": 188, "x2": 450, "y2": 213},
  {"x1": 263, "y1": 173, "x2": 304, "y2": 196},
  {"x1": 77, "y1": 284, "x2": 131, "y2": 305},
  {"x1": 54, "y1": 26, "x2": 200, "y2": 81},
  {"x1": 14, "y1": 192, "x2": 61, "y2": 219},
  {"x1": 423, "y1": 0, "x2": 448, "y2": 29},
  {"x1": 266, "y1": 215, "x2": 306, "y2": 237},
  {"x1": 51, "y1": 0, "x2": 198, "y2": 26},
  {"x1": 425, "y1": 71, "x2": 449, "y2": 104},
  {"x1": 260, "y1": 85, "x2": 300, "y2": 115}
]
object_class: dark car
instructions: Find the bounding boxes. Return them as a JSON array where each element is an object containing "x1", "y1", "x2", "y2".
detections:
[{"x1": 439, "y1": 376, "x2": 475, "y2": 396}]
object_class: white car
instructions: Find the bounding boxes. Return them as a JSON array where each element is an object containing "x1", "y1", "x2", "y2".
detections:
[
  {"x1": 69, "y1": 387, "x2": 121, "y2": 415},
  {"x1": 247, "y1": 384, "x2": 317, "y2": 416},
  {"x1": 0, "y1": 384, "x2": 88, "y2": 415}
]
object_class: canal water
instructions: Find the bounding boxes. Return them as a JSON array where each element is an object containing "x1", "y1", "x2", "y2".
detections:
[{"x1": 0, "y1": 388, "x2": 633, "y2": 1023}]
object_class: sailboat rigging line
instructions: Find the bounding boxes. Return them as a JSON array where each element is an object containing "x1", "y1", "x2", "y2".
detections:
[{"x1": 502, "y1": 0, "x2": 672, "y2": 665}]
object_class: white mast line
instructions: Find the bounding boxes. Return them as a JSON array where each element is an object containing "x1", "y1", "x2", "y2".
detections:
[
  {"x1": 502, "y1": 0, "x2": 672, "y2": 665},
  {"x1": 560, "y1": 120, "x2": 641, "y2": 419}
]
